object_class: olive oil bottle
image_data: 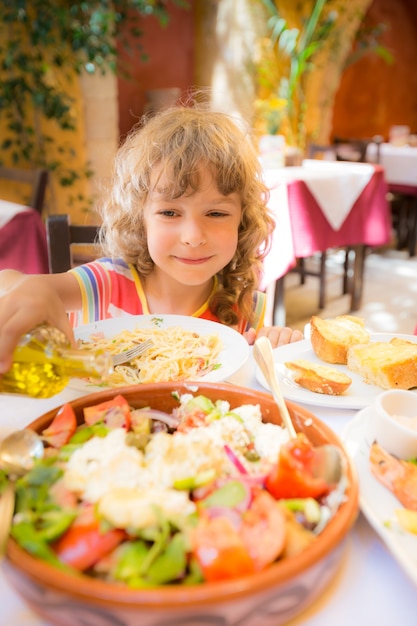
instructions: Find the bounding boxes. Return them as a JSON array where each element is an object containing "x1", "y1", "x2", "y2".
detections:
[{"x1": 0, "y1": 324, "x2": 113, "y2": 398}]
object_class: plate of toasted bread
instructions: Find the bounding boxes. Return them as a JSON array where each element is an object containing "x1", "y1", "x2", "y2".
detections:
[{"x1": 255, "y1": 315, "x2": 417, "y2": 409}]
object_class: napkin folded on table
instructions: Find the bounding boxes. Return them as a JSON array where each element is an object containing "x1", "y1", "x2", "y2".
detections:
[{"x1": 301, "y1": 160, "x2": 374, "y2": 230}]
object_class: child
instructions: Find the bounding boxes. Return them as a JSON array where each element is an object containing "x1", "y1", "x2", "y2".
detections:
[{"x1": 0, "y1": 104, "x2": 302, "y2": 373}]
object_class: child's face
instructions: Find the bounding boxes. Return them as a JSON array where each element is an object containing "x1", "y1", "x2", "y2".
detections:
[{"x1": 143, "y1": 165, "x2": 242, "y2": 287}]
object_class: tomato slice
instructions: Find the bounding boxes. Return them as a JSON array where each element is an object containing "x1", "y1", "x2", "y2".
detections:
[
  {"x1": 240, "y1": 490, "x2": 286, "y2": 570},
  {"x1": 42, "y1": 403, "x2": 77, "y2": 448},
  {"x1": 176, "y1": 409, "x2": 208, "y2": 433},
  {"x1": 53, "y1": 518, "x2": 126, "y2": 571},
  {"x1": 189, "y1": 515, "x2": 255, "y2": 582},
  {"x1": 265, "y1": 434, "x2": 331, "y2": 500},
  {"x1": 83, "y1": 394, "x2": 131, "y2": 430}
]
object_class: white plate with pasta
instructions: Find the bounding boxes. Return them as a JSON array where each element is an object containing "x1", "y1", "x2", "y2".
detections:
[{"x1": 71, "y1": 314, "x2": 249, "y2": 391}]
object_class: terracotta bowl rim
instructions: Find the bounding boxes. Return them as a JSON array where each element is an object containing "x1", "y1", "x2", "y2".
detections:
[{"x1": 6, "y1": 381, "x2": 359, "y2": 608}]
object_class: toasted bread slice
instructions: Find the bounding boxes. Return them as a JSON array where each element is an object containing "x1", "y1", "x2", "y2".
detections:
[
  {"x1": 310, "y1": 315, "x2": 370, "y2": 364},
  {"x1": 285, "y1": 359, "x2": 352, "y2": 396},
  {"x1": 347, "y1": 339, "x2": 417, "y2": 390}
]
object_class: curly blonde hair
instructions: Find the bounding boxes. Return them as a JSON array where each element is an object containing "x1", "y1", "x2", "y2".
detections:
[{"x1": 99, "y1": 104, "x2": 275, "y2": 326}]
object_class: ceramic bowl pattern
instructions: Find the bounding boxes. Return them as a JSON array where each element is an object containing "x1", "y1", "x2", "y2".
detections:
[
  {"x1": 366, "y1": 389, "x2": 417, "y2": 459},
  {"x1": 2, "y1": 382, "x2": 359, "y2": 626}
]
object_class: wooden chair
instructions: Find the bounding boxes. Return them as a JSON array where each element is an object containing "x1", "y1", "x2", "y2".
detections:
[
  {"x1": 389, "y1": 184, "x2": 417, "y2": 257},
  {"x1": 295, "y1": 142, "x2": 359, "y2": 310},
  {"x1": 302, "y1": 136, "x2": 384, "y2": 307},
  {"x1": 333, "y1": 135, "x2": 382, "y2": 164},
  {"x1": 46, "y1": 214, "x2": 100, "y2": 273},
  {"x1": 307, "y1": 143, "x2": 336, "y2": 160},
  {"x1": 0, "y1": 166, "x2": 49, "y2": 215}
]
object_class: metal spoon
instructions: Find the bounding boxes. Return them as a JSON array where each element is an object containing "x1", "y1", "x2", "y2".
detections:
[
  {"x1": 0, "y1": 429, "x2": 44, "y2": 557},
  {"x1": 253, "y1": 336, "x2": 343, "y2": 485},
  {"x1": 0, "y1": 429, "x2": 44, "y2": 477}
]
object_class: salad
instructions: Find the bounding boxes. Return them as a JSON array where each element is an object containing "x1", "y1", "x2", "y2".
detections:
[{"x1": 5, "y1": 392, "x2": 346, "y2": 586}]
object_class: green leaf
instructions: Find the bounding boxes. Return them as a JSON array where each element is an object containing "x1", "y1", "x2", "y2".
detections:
[
  {"x1": 173, "y1": 468, "x2": 216, "y2": 490},
  {"x1": 146, "y1": 532, "x2": 187, "y2": 584},
  {"x1": 114, "y1": 540, "x2": 149, "y2": 582},
  {"x1": 201, "y1": 479, "x2": 248, "y2": 509},
  {"x1": 11, "y1": 521, "x2": 73, "y2": 572},
  {"x1": 37, "y1": 509, "x2": 77, "y2": 542},
  {"x1": 0, "y1": 0, "x2": 190, "y2": 194}
]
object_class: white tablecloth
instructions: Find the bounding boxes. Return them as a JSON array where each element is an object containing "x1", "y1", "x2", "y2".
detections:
[
  {"x1": 367, "y1": 143, "x2": 417, "y2": 186},
  {"x1": 1, "y1": 352, "x2": 416, "y2": 625}
]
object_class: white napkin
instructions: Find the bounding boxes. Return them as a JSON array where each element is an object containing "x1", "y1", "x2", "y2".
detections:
[
  {"x1": 0, "y1": 200, "x2": 28, "y2": 229},
  {"x1": 301, "y1": 160, "x2": 374, "y2": 230}
]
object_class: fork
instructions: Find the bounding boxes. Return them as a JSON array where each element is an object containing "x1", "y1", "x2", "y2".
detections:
[{"x1": 111, "y1": 339, "x2": 153, "y2": 366}]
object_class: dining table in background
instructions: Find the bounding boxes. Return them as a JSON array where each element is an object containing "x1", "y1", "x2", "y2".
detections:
[
  {"x1": 366, "y1": 142, "x2": 417, "y2": 257},
  {"x1": 261, "y1": 160, "x2": 392, "y2": 326},
  {"x1": 0, "y1": 200, "x2": 49, "y2": 274},
  {"x1": 366, "y1": 142, "x2": 417, "y2": 188},
  {"x1": 0, "y1": 352, "x2": 416, "y2": 626}
]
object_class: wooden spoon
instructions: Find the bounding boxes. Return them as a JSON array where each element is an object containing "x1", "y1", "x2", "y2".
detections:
[{"x1": 253, "y1": 336, "x2": 343, "y2": 485}]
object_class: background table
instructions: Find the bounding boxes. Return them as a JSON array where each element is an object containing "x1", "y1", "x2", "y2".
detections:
[
  {"x1": 0, "y1": 352, "x2": 416, "y2": 626},
  {"x1": 0, "y1": 201, "x2": 49, "y2": 274},
  {"x1": 367, "y1": 143, "x2": 417, "y2": 258},
  {"x1": 262, "y1": 161, "x2": 391, "y2": 325},
  {"x1": 367, "y1": 142, "x2": 417, "y2": 187}
]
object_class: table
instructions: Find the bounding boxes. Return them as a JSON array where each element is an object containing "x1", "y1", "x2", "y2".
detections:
[
  {"x1": 366, "y1": 142, "x2": 417, "y2": 187},
  {"x1": 366, "y1": 143, "x2": 417, "y2": 257},
  {"x1": 1, "y1": 352, "x2": 416, "y2": 626},
  {"x1": 0, "y1": 201, "x2": 49, "y2": 274},
  {"x1": 262, "y1": 161, "x2": 391, "y2": 325}
]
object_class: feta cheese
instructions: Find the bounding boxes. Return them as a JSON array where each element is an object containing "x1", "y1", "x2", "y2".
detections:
[
  {"x1": 98, "y1": 487, "x2": 195, "y2": 529},
  {"x1": 62, "y1": 399, "x2": 291, "y2": 529},
  {"x1": 64, "y1": 429, "x2": 146, "y2": 502}
]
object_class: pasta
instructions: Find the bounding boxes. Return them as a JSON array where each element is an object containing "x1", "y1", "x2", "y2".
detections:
[{"x1": 78, "y1": 323, "x2": 224, "y2": 385}]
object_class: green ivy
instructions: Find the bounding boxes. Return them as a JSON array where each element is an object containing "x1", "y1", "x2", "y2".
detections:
[{"x1": 0, "y1": 0, "x2": 189, "y2": 210}]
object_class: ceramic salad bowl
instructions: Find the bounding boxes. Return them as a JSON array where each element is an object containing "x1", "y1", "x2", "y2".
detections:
[{"x1": 2, "y1": 381, "x2": 359, "y2": 626}]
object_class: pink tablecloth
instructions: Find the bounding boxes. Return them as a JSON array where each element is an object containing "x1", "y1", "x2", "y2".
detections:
[
  {"x1": 0, "y1": 209, "x2": 49, "y2": 274},
  {"x1": 288, "y1": 164, "x2": 390, "y2": 255},
  {"x1": 262, "y1": 164, "x2": 391, "y2": 288}
]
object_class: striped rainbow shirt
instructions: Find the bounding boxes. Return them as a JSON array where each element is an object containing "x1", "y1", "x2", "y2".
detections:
[{"x1": 69, "y1": 258, "x2": 265, "y2": 333}]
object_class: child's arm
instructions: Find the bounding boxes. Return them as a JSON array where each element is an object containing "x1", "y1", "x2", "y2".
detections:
[{"x1": 0, "y1": 270, "x2": 82, "y2": 373}]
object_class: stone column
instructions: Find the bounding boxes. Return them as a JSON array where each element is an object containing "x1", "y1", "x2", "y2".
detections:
[{"x1": 79, "y1": 71, "x2": 119, "y2": 223}]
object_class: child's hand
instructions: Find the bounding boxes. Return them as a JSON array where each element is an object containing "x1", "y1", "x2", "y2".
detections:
[
  {"x1": 0, "y1": 273, "x2": 75, "y2": 374},
  {"x1": 244, "y1": 326, "x2": 303, "y2": 349}
]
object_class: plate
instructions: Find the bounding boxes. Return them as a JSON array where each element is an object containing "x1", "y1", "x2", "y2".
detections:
[
  {"x1": 71, "y1": 314, "x2": 249, "y2": 392},
  {"x1": 255, "y1": 333, "x2": 417, "y2": 409},
  {"x1": 343, "y1": 408, "x2": 417, "y2": 586}
]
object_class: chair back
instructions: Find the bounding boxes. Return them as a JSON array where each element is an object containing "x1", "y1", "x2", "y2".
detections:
[
  {"x1": 46, "y1": 214, "x2": 100, "y2": 273},
  {"x1": 333, "y1": 136, "x2": 383, "y2": 164},
  {"x1": 0, "y1": 166, "x2": 49, "y2": 214},
  {"x1": 307, "y1": 144, "x2": 336, "y2": 160}
]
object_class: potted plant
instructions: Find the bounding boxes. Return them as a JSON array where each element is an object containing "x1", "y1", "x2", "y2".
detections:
[{"x1": 253, "y1": 0, "x2": 393, "y2": 155}]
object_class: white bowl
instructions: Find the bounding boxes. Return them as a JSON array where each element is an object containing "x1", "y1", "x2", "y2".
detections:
[{"x1": 366, "y1": 389, "x2": 417, "y2": 459}]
